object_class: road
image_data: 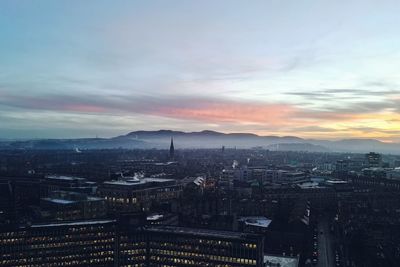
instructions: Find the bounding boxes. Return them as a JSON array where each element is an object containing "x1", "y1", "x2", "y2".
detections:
[{"x1": 317, "y1": 217, "x2": 334, "y2": 267}]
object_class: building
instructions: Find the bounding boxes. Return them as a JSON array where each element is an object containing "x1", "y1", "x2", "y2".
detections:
[
  {"x1": 144, "y1": 226, "x2": 264, "y2": 267},
  {"x1": 220, "y1": 169, "x2": 236, "y2": 190},
  {"x1": 264, "y1": 254, "x2": 299, "y2": 267},
  {"x1": 40, "y1": 175, "x2": 96, "y2": 197},
  {"x1": 41, "y1": 190, "x2": 107, "y2": 221},
  {"x1": 238, "y1": 216, "x2": 272, "y2": 233},
  {"x1": 266, "y1": 170, "x2": 308, "y2": 184},
  {"x1": 0, "y1": 175, "x2": 42, "y2": 223},
  {"x1": 0, "y1": 220, "x2": 117, "y2": 267},
  {"x1": 386, "y1": 169, "x2": 400, "y2": 180},
  {"x1": 0, "y1": 178, "x2": 14, "y2": 224},
  {"x1": 365, "y1": 152, "x2": 382, "y2": 167},
  {"x1": 98, "y1": 177, "x2": 182, "y2": 212},
  {"x1": 1, "y1": 219, "x2": 265, "y2": 267}
]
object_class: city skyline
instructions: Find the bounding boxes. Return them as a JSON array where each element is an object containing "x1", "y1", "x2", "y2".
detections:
[{"x1": 1, "y1": 1, "x2": 400, "y2": 141}]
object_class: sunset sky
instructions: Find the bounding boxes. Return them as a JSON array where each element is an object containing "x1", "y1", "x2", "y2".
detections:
[{"x1": 1, "y1": 0, "x2": 400, "y2": 141}]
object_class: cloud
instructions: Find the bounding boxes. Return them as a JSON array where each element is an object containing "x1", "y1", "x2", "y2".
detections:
[{"x1": 0, "y1": 92, "x2": 297, "y2": 125}]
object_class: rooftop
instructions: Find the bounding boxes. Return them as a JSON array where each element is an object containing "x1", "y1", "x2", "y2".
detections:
[
  {"x1": 147, "y1": 214, "x2": 164, "y2": 221},
  {"x1": 46, "y1": 175, "x2": 86, "y2": 181},
  {"x1": 297, "y1": 182, "x2": 325, "y2": 189},
  {"x1": 145, "y1": 226, "x2": 259, "y2": 240},
  {"x1": 28, "y1": 219, "x2": 116, "y2": 228},
  {"x1": 42, "y1": 198, "x2": 75, "y2": 205},
  {"x1": 103, "y1": 177, "x2": 175, "y2": 187},
  {"x1": 325, "y1": 179, "x2": 348, "y2": 185},
  {"x1": 264, "y1": 254, "x2": 299, "y2": 267},
  {"x1": 239, "y1": 216, "x2": 272, "y2": 228}
]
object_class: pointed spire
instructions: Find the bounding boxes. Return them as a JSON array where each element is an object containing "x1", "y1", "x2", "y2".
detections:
[{"x1": 169, "y1": 137, "x2": 175, "y2": 160}]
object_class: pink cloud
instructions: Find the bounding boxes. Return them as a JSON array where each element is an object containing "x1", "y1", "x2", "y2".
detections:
[
  {"x1": 64, "y1": 104, "x2": 107, "y2": 113},
  {"x1": 152, "y1": 100, "x2": 296, "y2": 125}
]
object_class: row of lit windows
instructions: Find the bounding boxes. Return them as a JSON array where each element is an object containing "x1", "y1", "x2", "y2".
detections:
[
  {"x1": 149, "y1": 245, "x2": 237, "y2": 257},
  {"x1": 119, "y1": 249, "x2": 146, "y2": 255},
  {"x1": 0, "y1": 227, "x2": 112, "y2": 238},
  {"x1": 1, "y1": 239, "x2": 115, "y2": 249},
  {"x1": 0, "y1": 257, "x2": 114, "y2": 266},
  {"x1": 149, "y1": 255, "x2": 257, "y2": 266},
  {"x1": 0, "y1": 234, "x2": 115, "y2": 244},
  {"x1": 105, "y1": 196, "x2": 138, "y2": 204},
  {"x1": 123, "y1": 256, "x2": 146, "y2": 262},
  {"x1": 119, "y1": 241, "x2": 146, "y2": 248},
  {"x1": 1, "y1": 245, "x2": 115, "y2": 259},
  {"x1": 149, "y1": 237, "x2": 257, "y2": 249},
  {"x1": 149, "y1": 248, "x2": 257, "y2": 264},
  {"x1": 0, "y1": 252, "x2": 114, "y2": 262},
  {"x1": 148, "y1": 241, "x2": 257, "y2": 252}
]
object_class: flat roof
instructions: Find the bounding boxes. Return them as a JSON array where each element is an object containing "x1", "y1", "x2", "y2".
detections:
[
  {"x1": 239, "y1": 217, "x2": 272, "y2": 228},
  {"x1": 147, "y1": 214, "x2": 164, "y2": 221},
  {"x1": 264, "y1": 254, "x2": 298, "y2": 267},
  {"x1": 46, "y1": 175, "x2": 86, "y2": 181},
  {"x1": 145, "y1": 226, "x2": 259, "y2": 240},
  {"x1": 28, "y1": 219, "x2": 116, "y2": 228},
  {"x1": 325, "y1": 179, "x2": 348, "y2": 184},
  {"x1": 103, "y1": 177, "x2": 175, "y2": 187},
  {"x1": 42, "y1": 198, "x2": 76, "y2": 205},
  {"x1": 297, "y1": 182, "x2": 325, "y2": 189}
]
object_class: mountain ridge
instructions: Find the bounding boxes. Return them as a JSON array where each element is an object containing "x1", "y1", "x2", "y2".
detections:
[{"x1": 1, "y1": 130, "x2": 399, "y2": 154}]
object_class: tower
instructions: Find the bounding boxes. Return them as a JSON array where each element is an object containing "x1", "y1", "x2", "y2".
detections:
[{"x1": 169, "y1": 137, "x2": 175, "y2": 160}]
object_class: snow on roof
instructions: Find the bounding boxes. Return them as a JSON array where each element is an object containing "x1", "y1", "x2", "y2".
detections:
[
  {"x1": 42, "y1": 198, "x2": 75, "y2": 205},
  {"x1": 239, "y1": 216, "x2": 272, "y2": 228},
  {"x1": 264, "y1": 254, "x2": 299, "y2": 267},
  {"x1": 46, "y1": 175, "x2": 86, "y2": 181},
  {"x1": 29, "y1": 220, "x2": 115, "y2": 228},
  {"x1": 147, "y1": 214, "x2": 164, "y2": 221}
]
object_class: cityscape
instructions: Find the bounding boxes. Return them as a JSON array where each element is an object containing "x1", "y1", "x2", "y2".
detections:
[{"x1": 2, "y1": 1, "x2": 400, "y2": 267}]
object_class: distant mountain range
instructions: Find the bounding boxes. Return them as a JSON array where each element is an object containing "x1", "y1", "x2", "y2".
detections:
[{"x1": 0, "y1": 130, "x2": 399, "y2": 154}]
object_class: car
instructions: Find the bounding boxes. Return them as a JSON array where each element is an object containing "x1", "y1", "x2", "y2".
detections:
[{"x1": 312, "y1": 258, "x2": 318, "y2": 265}]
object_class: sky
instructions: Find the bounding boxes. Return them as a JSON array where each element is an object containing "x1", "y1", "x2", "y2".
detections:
[{"x1": 1, "y1": 0, "x2": 400, "y2": 141}]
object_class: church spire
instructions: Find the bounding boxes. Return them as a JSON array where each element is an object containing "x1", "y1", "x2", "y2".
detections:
[{"x1": 169, "y1": 137, "x2": 175, "y2": 160}]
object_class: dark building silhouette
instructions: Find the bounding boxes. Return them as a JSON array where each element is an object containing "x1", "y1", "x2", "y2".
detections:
[
  {"x1": 98, "y1": 177, "x2": 182, "y2": 213},
  {"x1": 169, "y1": 137, "x2": 175, "y2": 160},
  {"x1": 365, "y1": 152, "x2": 382, "y2": 167}
]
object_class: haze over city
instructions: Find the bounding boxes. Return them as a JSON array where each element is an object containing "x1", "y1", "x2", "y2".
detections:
[
  {"x1": 1, "y1": 0, "x2": 400, "y2": 141},
  {"x1": 4, "y1": 2, "x2": 400, "y2": 267}
]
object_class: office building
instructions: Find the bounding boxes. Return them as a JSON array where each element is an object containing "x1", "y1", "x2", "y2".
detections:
[
  {"x1": 144, "y1": 226, "x2": 264, "y2": 267},
  {"x1": 1, "y1": 220, "x2": 264, "y2": 267},
  {"x1": 0, "y1": 220, "x2": 116, "y2": 267},
  {"x1": 40, "y1": 175, "x2": 97, "y2": 197},
  {"x1": 98, "y1": 177, "x2": 182, "y2": 212},
  {"x1": 41, "y1": 190, "x2": 107, "y2": 221},
  {"x1": 365, "y1": 152, "x2": 382, "y2": 167}
]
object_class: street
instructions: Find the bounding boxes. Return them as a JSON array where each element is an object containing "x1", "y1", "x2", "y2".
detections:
[{"x1": 317, "y1": 217, "x2": 334, "y2": 267}]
